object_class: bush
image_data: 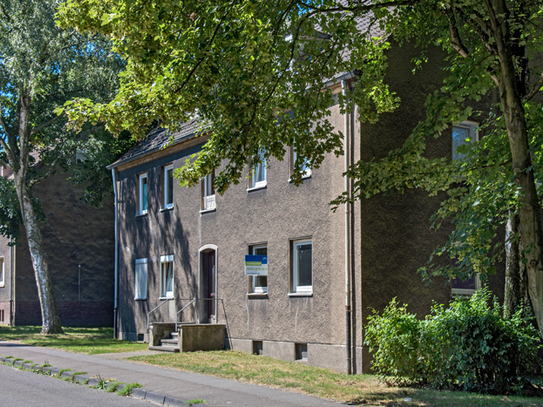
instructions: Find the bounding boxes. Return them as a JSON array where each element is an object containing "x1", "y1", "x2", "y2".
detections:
[{"x1": 364, "y1": 288, "x2": 542, "y2": 394}]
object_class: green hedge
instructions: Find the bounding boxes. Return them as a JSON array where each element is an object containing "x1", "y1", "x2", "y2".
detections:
[{"x1": 364, "y1": 288, "x2": 542, "y2": 394}]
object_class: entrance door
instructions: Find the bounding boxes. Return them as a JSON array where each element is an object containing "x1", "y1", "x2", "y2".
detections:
[{"x1": 201, "y1": 250, "x2": 216, "y2": 323}]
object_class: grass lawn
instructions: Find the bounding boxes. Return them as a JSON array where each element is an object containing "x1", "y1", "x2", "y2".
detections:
[
  {"x1": 1, "y1": 327, "x2": 541, "y2": 406},
  {"x1": 129, "y1": 350, "x2": 543, "y2": 407},
  {"x1": 0, "y1": 326, "x2": 148, "y2": 354}
]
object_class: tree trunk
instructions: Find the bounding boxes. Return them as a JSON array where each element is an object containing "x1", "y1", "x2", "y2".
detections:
[
  {"x1": 14, "y1": 174, "x2": 63, "y2": 334},
  {"x1": 504, "y1": 212, "x2": 526, "y2": 318}
]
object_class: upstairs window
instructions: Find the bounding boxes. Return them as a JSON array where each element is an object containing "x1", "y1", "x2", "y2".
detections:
[
  {"x1": 291, "y1": 147, "x2": 311, "y2": 179},
  {"x1": 160, "y1": 255, "x2": 174, "y2": 298},
  {"x1": 163, "y1": 165, "x2": 174, "y2": 209},
  {"x1": 248, "y1": 245, "x2": 268, "y2": 294},
  {"x1": 249, "y1": 149, "x2": 267, "y2": 189},
  {"x1": 452, "y1": 122, "x2": 478, "y2": 160},
  {"x1": 201, "y1": 171, "x2": 216, "y2": 211},
  {"x1": 138, "y1": 173, "x2": 148, "y2": 215}
]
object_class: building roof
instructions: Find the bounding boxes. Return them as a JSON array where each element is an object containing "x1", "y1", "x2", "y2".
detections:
[{"x1": 107, "y1": 117, "x2": 204, "y2": 169}]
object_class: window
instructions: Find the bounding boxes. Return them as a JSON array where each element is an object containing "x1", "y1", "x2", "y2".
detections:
[
  {"x1": 163, "y1": 165, "x2": 174, "y2": 209},
  {"x1": 138, "y1": 173, "x2": 148, "y2": 215},
  {"x1": 291, "y1": 240, "x2": 312, "y2": 294},
  {"x1": 291, "y1": 147, "x2": 311, "y2": 179},
  {"x1": 451, "y1": 274, "x2": 480, "y2": 297},
  {"x1": 452, "y1": 122, "x2": 478, "y2": 160},
  {"x1": 160, "y1": 255, "x2": 174, "y2": 298},
  {"x1": 201, "y1": 171, "x2": 216, "y2": 211},
  {"x1": 135, "y1": 258, "x2": 148, "y2": 300},
  {"x1": 249, "y1": 149, "x2": 267, "y2": 189},
  {"x1": 0, "y1": 257, "x2": 4, "y2": 288},
  {"x1": 248, "y1": 245, "x2": 268, "y2": 294}
]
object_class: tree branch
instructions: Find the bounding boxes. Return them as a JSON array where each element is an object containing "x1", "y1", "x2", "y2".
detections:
[
  {"x1": 30, "y1": 112, "x2": 65, "y2": 136},
  {"x1": 525, "y1": 74, "x2": 543, "y2": 101}
]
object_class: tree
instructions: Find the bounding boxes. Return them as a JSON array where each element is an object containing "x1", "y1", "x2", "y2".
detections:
[
  {"x1": 58, "y1": 0, "x2": 543, "y2": 335},
  {"x1": 0, "y1": 0, "x2": 124, "y2": 333}
]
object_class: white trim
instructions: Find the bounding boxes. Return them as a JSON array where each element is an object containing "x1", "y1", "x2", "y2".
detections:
[{"x1": 451, "y1": 274, "x2": 480, "y2": 297}]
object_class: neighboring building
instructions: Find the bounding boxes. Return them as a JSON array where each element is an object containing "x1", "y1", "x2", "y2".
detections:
[
  {"x1": 108, "y1": 42, "x2": 505, "y2": 373},
  {"x1": 0, "y1": 169, "x2": 115, "y2": 327}
]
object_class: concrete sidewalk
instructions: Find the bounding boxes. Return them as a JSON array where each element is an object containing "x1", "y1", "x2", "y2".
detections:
[{"x1": 0, "y1": 341, "x2": 344, "y2": 407}]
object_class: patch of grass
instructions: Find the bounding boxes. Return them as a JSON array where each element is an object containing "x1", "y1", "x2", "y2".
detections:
[
  {"x1": 187, "y1": 399, "x2": 206, "y2": 405},
  {"x1": 117, "y1": 382, "x2": 142, "y2": 396},
  {"x1": 105, "y1": 382, "x2": 120, "y2": 392},
  {"x1": 0, "y1": 326, "x2": 148, "y2": 354},
  {"x1": 129, "y1": 350, "x2": 543, "y2": 407},
  {"x1": 57, "y1": 368, "x2": 71, "y2": 378}
]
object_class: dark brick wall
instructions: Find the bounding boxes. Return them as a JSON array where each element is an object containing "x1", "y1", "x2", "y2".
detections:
[{"x1": 15, "y1": 301, "x2": 113, "y2": 327}]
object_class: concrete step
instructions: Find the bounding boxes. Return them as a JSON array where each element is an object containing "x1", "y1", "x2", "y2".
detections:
[
  {"x1": 161, "y1": 338, "x2": 178, "y2": 345},
  {"x1": 171, "y1": 332, "x2": 179, "y2": 339},
  {"x1": 148, "y1": 345, "x2": 179, "y2": 353}
]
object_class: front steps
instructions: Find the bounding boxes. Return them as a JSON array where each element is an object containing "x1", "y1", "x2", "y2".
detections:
[
  {"x1": 148, "y1": 331, "x2": 180, "y2": 352},
  {"x1": 148, "y1": 323, "x2": 226, "y2": 352}
]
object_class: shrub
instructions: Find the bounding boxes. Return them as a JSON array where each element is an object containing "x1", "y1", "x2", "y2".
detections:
[{"x1": 364, "y1": 288, "x2": 542, "y2": 394}]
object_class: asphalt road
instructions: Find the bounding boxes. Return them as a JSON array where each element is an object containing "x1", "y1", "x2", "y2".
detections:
[{"x1": 0, "y1": 363, "x2": 155, "y2": 407}]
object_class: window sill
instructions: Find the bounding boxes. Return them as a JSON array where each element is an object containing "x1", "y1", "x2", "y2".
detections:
[
  {"x1": 247, "y1": 183, "x2": 267, "y2": 192},
  {"x1": 159, "y1": 296, "x2": 174, "y2": 301},
  {"x1": 200, "y1": 207, "x2": 216, "y2": 214},
  {"x1": 136, "y1": 212, "x2": 148, "y2": 218},
  {"x1": 0, "y1": 283, "x2": 4, "y2": 288},
  {"x1": 289, "y1": 174, "x2": 312, "y2": 183},
  {"x1": 134, "y1": 297, "x2": 148, "y2": 301},
  {"x1": 160, "y1": 206, "x2": 174, "y2": 212},
  {"x1": 288, "y1": 292, "x2": 313, "y2": 297},
  {"x1": 247, "y1": 292, "x2": 268, "y2": 298}
]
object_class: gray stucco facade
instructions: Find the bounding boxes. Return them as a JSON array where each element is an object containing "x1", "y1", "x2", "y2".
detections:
[{"x1": 110, "y1": 44, "x2": 505, "y2": 373}]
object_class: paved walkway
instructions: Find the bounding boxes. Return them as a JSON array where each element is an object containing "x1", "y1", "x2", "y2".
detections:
[{"x1": 0, "y1": 341, "x2": 344, "y2": 407}]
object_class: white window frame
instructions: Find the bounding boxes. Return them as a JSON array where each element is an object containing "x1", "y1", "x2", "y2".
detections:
[
  {"x1": 138, "y1": 173, "x2": 148, "y2": 215},
  {"x1": 135, "y1": 258, "x2": 148, "y2": 300},
  {"x1": 0, "y1": 257, "x2": 4, "y2": 288},
  {"x1": 291, "y1": 147, "x2": 311, "y2": 179},
  {"x1": 452, "y1": 121, "x2": 478, "y2": 161},
  {"x1": 163, "y1": 165, "x2": 174, "y2": 209},
  {"x1": 249, "y1": 149, "x2": 267, "y2": 190},
  {"x1": 291, "y1": 239, "x2": 312, "y2": 294},
  {"x1": 201, "y1": 172, "x2": 216, "y2": 212},
  {"x1": 160, "y1": 255, "x2": 174, "y2": 299},
  {"x1": 248, "y1": 244, "x2": 268, "y2": 294}
]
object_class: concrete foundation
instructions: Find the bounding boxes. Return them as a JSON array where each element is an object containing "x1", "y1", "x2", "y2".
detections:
[{"x1": 180, "y1": 324, "x2": 226, "y2": 352}]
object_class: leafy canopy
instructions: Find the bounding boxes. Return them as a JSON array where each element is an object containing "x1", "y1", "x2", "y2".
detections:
[{"x1": 57, "y1": 0, "x2": 543, "y2": 284}]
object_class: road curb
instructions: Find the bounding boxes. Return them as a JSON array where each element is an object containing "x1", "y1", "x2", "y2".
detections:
[{"x1": 0, "y1": 355, "x2": 192, "y2": 406}]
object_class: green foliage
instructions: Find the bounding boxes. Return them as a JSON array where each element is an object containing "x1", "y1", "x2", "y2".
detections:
[
  {"x1": 117, "y1": 382, "x2": 142, "y2": 397},
  {"x1": 365, "y1": 289, "x2": 542, "y2": 394}
]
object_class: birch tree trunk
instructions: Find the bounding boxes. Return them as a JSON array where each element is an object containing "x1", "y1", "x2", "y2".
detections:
[
  {"x1": 504, "y1": 213, "x2": 526, "y2": 318},
  {"x1": 14, "y1": 173, "x2": 63, "y2": 334}
]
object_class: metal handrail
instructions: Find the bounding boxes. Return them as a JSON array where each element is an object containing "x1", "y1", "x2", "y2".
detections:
[
  {"x1": 175, "y1": 298, "x2": 196, "y2": 331},
  {"x1": 146, "y1": 298, "x2": 173, "y2": 330}
]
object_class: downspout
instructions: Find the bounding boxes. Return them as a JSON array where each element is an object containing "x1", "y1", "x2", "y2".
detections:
[
  {"x1": 342, "y1": 79, "x2": 352, "y2": 375},
  {"x1": 9, "y1": 242, "x2": 15, "y2": 326},
  {"x1": 111, "y1": 168, "x2": 119, "y2": 339}
]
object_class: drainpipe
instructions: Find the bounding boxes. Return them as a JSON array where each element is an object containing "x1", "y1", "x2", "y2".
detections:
[
  {"x1": 111, "y1": 168, "x2": 119, "y2": 339},
  {"x1": 9, "y1": 242, "x2": 15, "y2": 326},
  {"x1": 342, "y1": 79, "x2": 352, "y2": 375}
]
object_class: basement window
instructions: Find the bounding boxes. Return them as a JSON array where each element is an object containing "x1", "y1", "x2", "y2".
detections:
[{"x1": 295, "y1": 343, "x2": 308, "y2": 361}]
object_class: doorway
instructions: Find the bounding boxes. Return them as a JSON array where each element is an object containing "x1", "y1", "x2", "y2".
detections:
[{"x1": 199, "y1": 247, "x2": 216, "y2": 323}]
